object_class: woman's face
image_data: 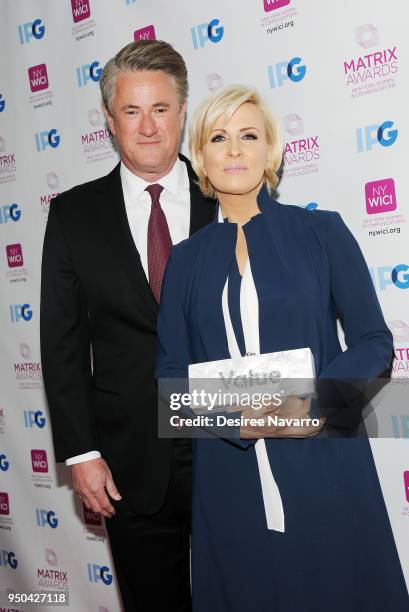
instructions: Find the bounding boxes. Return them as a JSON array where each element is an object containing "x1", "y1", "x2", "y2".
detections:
[{"x1": 199, "y1": 102, "x2": 271, "y2": 197}]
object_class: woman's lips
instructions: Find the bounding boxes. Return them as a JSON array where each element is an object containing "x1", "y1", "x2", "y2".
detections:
[{"x1": 224, "y1": 166, "x2": 247, "y2": 174}]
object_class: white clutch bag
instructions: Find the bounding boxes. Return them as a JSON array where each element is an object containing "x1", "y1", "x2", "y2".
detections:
[{"x1": 188, "y1": 347, "x2": 316, "y2": 415}]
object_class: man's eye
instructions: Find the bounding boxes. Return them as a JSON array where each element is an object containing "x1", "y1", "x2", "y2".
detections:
[
  {"x1": 210, "y1": 134, "x2": 225, "y2": 143},
  {"x1": 156, "y1": 107, "x2": 167, "y2": 113}
]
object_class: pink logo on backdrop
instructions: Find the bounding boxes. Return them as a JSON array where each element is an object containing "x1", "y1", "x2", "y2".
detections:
[
  {"x1": 284, "y1": 113, "x2": 303, "y2": 136},
  {"x1": 365, "y1": 178, "x2": 397, "y2": 215},
  {"x1": 31, "y1": 449, "x2": 48, "y2": 473},
  {"x1": 0, "y1": 492, "x2": 9, "y2": 515},
  {"x1": 45, "y1": 548, "x2": 58, "y2": 566},
  {"x1": 71, "y1": 0, "x2": 91, "y2": 23},
  {"x1": 28, "y1": 64, "x2": 49, "y2": 93},
  {"x1": 388, "y1": 320, "x2": 409, "y2": 343},
  {"x1": 134, "y1": 25, "x2": 156, "y2": 41},
  {"x1": 264, "y1": 0, "x2": 291, "y2": 12},
  {"x1": 207, "y1": 73, "x2": 223, "y2": 93},
  {"x1": 20, "y1": 342, "x2": 31, "y2": 359},
  {"x1": 404, "y1": 471, "x2": 409, "y2": 503},
  {"x1": 355, "y1": 24, "x2": 379, "y2": 49},
  {"x1": 6, "y1": 244, "x2": 23, "y2": 268},
  {"x1": 83, "y1": 504, "x2": 102, "y2": 525}
]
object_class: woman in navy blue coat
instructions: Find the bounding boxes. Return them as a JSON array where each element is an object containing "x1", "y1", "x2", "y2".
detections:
[{"x1": 156, "y1": 85, "x2": 409, "y2": 611}]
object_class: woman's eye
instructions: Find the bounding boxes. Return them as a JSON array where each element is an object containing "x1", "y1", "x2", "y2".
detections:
[
  {"x1": 242, "y1": 133, "x2": 258, "y2": 140},
  {"x1": 210, "y1": 134, "x2": 225, "y2": 143}
]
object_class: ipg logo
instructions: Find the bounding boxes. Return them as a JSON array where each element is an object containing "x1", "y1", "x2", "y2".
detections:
[
  {"x1": 24, "y1": 410, "x2": 46, "y2": 429},
  {"x1": 18, "y1": 19, "x2": 45, "y2": 45},
  {"x1": 10, "y1": 304, "x2": 33, "y2": 323},
  {"x1": 369, "y1": 264, "x2": 409, "y2": 291},
  {"x1": 35, "y1": 129, "x2": 60, "y2": 152},
  {"x1": 0, "y1": 95, "x2": 5, "y2": 113},
  {"x1": 0, "y1": 454, "x2": 9, "y2": 472},
  {"x1": 36, "y1": 509, "x2": 58, "y2": 528},
  {"x1": 76, "y1": 61, "x2": 102, "y2": 87},
  {"x1": 87, "y1": 563, "x2": 113, "y2": 585},
  {"x1": 191, "y1": 19, "x2": 224, "y2": 49},
  {"x1": 268, "y1": 57, "x2": 306, "y2": 88},
  {"x1": 71, "y1": 0, "x2": 91, "y2": 23},
  {"x1": 0, "y1": 550, "x2": 17, "y2": 569},
  {"x1": 0, "y1": 204, "x2": 21, "y2": 224},
  {"x1": 357, "y1": 121, "x2": 398, "y2": 152},
  {"x1": 264, "y1": 0, "x2": 291, "y2": 11}
]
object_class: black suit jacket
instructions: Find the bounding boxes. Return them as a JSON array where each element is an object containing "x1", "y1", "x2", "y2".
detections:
[{"x1": 40, "y1": 154, "x2": 215, "y2": 514}]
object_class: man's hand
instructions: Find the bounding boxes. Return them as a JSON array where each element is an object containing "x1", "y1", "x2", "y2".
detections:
[
  {"x1": 71, "y1": 458, "x2": 122, "y2": 518},
  {"x1": 240, "y1": 396, "x2": 326, "y2": 439}
]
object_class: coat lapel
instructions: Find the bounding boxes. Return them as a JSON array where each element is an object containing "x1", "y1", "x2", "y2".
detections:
[
  {"x1": 195, "y1": 223, "x2": 238, "y2": 361},
  {"x1": 95, "y1": 163, "x2": 158, "y2": 319}
]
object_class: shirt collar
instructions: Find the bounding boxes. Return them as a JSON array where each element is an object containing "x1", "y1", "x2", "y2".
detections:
[{"x1": 120, "y1": 157, "x2": 188, "y2": 203}]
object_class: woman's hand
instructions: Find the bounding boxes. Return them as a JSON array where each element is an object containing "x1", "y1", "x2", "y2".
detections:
[{"x1": 240, "y1": 396, "x2": 326, "y2": 439}]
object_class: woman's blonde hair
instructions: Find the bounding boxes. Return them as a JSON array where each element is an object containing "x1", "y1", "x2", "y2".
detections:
[{"x1": 189, "y1": 85, "x2": 283, "y2": 198}]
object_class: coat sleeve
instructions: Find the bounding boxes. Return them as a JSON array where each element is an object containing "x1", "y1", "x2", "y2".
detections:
[
  {"x1": 40, "y1": 198, "x2": 97, "y2": 461},
  {"x1": 320, "y1": 211, "x2": 393, "y2": 379},
  {"x1": 156, "y1": 245, "x2": 254, "y2": 449},
  {"x1": 317, "y1": 212, "x2": 393, "y2": 430}
]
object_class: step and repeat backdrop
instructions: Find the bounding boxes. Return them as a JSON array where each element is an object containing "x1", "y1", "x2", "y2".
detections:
[{"x1": 1, "y1": 0, "x2": 408, "y2": 610}]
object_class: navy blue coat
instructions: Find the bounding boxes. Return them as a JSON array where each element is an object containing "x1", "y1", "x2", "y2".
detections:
[{"x1": 156, "y1": 186, "x2": 408, "y2": 611}]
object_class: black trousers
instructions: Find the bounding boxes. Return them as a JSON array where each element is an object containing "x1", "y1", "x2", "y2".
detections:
[{"x1": 105, "y1": 439, "x2": 192, "y2": 612}]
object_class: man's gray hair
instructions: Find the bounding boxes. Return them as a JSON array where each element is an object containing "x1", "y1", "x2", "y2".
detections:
[{"x1": 100, "y1": 40, "x2": 188, "y2": 114}]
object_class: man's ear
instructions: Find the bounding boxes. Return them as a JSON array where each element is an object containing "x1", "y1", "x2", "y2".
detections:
[{"x1": 103, "y1": 105, "x2": 116, "y2": 136}]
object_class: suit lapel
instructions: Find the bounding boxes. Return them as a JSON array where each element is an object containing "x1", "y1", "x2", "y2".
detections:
[
  {"x1": 95, "y1": 163, "x2": 158, "y2": 317},
  {"x1": 95, "y1": 158, "x2": 215, "y2": 318}
]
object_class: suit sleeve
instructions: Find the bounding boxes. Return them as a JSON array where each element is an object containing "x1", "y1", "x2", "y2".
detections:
[
  {"x1": 317, "y1": 212, "x2": 393, "y2": 430},
  {"x1": 156, "y1": 246, "x2": 254, "y2": 449},
  {"x1": 40, "y1": 198, "x2": 98, "y2": 462}
]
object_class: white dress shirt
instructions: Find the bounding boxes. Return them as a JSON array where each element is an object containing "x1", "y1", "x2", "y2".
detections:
[{"x1": 66, "y1": 158, "x2": 191, "y2": 466}]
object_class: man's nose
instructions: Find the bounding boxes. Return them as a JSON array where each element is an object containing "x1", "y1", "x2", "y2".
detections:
[{"x1": 139, "y1": 113, "x2": 158, "y2": 136}]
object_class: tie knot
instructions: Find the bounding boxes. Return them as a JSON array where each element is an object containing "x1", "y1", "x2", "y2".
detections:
[{"x1": 145, "y1": 183, "x2": 164, "y2": 203}]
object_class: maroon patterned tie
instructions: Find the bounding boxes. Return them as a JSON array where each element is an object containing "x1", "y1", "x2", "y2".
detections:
[{"x1": 146, "y1": 184, "x2": 172, "y2": 303}]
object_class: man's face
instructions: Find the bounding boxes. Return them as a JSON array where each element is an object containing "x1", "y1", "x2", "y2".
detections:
[{"x1": 104, "y1": 70, "x2": 186, "y2": 180}]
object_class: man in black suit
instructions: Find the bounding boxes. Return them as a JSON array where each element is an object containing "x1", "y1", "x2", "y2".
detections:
[{"x1": 40, "y1": 40, "x2": 215, "y2": 611}]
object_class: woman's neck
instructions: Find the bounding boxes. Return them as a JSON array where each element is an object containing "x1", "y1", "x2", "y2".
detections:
[{"x1": 218, "y1": 185, "x2": 262, "y2": 225}]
